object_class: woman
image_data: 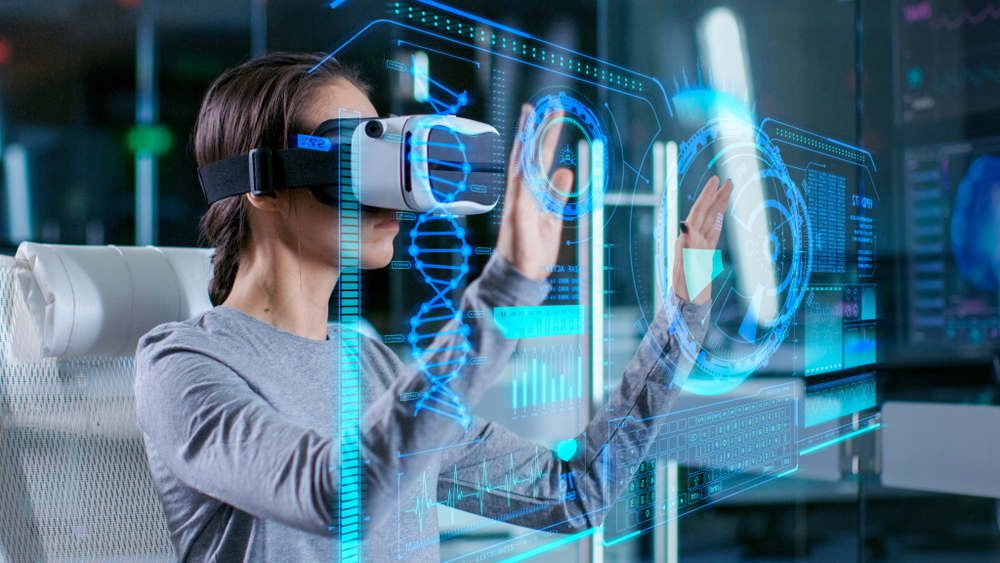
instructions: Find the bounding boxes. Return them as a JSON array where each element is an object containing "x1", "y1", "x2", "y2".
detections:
[{"x1": 135, "y1": 52, "x2": 732, "y2": 562}]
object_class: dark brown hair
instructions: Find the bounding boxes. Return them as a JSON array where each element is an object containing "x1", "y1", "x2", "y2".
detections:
[{"x1": 194, "y1": 52, "x2": 368, "y2": 306}]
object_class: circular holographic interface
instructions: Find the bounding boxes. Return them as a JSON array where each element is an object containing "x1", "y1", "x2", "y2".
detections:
[
  {"x1": 654, "y1": 117, "x2": 813, "y2": 395},
  {"x1": 519, "y1": 90, "x2": 611, "y2": 220}
]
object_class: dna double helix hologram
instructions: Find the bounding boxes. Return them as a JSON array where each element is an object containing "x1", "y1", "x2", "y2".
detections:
[{"x1": 407, "y1": 68, "x2": 478, "y2": 427}]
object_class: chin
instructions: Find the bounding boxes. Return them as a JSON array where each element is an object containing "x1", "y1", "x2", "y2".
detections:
[{"x1": 359, "y1": 242, "x2": 395, "y2": 270}]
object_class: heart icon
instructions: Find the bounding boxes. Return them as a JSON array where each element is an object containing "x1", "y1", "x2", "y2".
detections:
[{"x1": 556, "y1": 438, "x2": 578, "y2": 461}]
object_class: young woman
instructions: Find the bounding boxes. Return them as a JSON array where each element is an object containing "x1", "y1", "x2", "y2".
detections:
[{"x1": 135, "y1": 52, "x2": 732, "y2": 563}]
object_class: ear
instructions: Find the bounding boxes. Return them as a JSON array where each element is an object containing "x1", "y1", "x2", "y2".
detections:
[{"x1": 245, "y1": 190, "x2": 290, "y2": 216}]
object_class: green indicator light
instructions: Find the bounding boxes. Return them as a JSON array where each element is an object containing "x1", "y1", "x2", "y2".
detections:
[{"x1": 126, "y1": 123, "x2": 173, "y2": 156}]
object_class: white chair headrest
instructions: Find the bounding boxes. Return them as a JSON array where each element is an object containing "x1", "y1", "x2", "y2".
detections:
[{"x1": 14, "y1": 243, "x2": 214, "y2": 358}]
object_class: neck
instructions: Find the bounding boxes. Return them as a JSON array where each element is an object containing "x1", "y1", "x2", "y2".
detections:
[{"x1": 222, "y1": 241, "x2": 339, "y2": 340}]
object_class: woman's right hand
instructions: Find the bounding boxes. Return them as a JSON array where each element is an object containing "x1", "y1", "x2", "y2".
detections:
[{"x1": 495, "y1": 104, "x2": 574, "y2": 280}]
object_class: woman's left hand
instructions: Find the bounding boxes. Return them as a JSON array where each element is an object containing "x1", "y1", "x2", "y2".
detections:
[
  {"x1": 496, "y1": 104, "x2": 574, "y2": 280},
  {"x1": 672, "y1": 176, "x2": 734, "y2": 304}
]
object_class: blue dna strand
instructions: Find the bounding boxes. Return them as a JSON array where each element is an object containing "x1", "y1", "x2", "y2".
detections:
[
  {"x1": 411, "y1": 54, "x2": 470, "y2": 114},
  {"x1": 407, "y1": 110, "x2": 479, "y2": 427}
]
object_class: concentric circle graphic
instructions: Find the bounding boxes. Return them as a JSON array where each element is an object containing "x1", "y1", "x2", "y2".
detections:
[
  {"x1": 654, "y1": 117, "x2": 813, "y2": 395},
  {"x1": 519, "y1": 90, "x2": 610, "y2": 220}
]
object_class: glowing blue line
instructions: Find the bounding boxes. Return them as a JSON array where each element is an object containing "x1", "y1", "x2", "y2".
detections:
[
  {"x1": 414, "y1": 141, "x2": 465, "y2": 149},
  {"x1": 425, "y1": 158, "x2": 465, "y2": 169},
  {"x1": 397, "y1": 40, "x2": 481, "y2": 68},
  {"x1": 412, "y1": 333, "x2": 460, "y2": 344},
  {"x1": 413, "y1": 230, "x2": 461, "y2": 236},
  {"x1": 603, "y1": 462, "x2": 803, "y2": 547},
  {"x1": 623, "y1": 160, "x2": 648, "y2": 183},
  {"x1": 492, "y1": 527, "x2": 599, "y2": 563},
  {"x1": 414, "y1": 0, "x2": 533, "y2": 38},
  {"x1": 315, "y1": 15, "x2": 672, "y2": 118},
  {"x1": 416, "y1": 1, "x2": 674, "y2": 116},
  {"x1": 416, "y1": 404, "x2": 457, "y2": 418},
  {"x1": 423, "y1": 74, "x2": 462, "y2": 99},
  {"x1": 398, "y1": 436, "x2": 481, "y2": 458},
  {"x1": 319, "y1": 19, "x2": 665, "y2": 121},
  {"x1": 417, "y1": 352, "x2": 463, "y2": 362},
  {"x1": 410, "y1": 0, "x2": 671, "y2": 111},
  {"x1": 424, "y1": 345, "x2": 467, "y2": 354},
  {"x1": 418, "y1": 314, "x2": 460, "y2": 323},
  {"x1": 759, "y1": 118, "x2": 877, "y2": 173},
  {"x1": 328, "y1": 0, "x2": 349, "y2": 8},
  {"x1": 604, "y1": 527, "x2": 643, "y2": 546},
  {"x1": 308, "y1": 21, "x2": 386, "y2": 72},
  {"x1": 800, "y1": 424, "x2": 880, "y2": 455}
]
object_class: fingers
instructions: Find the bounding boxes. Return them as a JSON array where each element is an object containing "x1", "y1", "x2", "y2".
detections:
[
  {"x1": 699, "y1": 178, "x2": 733, "y2": 239},
  {"x1": 537, "y1": 111, "x2": 567, "y2": 175},
  {"x1": 548, "y1": 167, "x2": 574, "y2": 215},
  {"x1": 501, "y1": 105, "x2": 533, "y2": 224},
  {"x1": 685, "y1": 175, "x2": 720, "y2": 232}
]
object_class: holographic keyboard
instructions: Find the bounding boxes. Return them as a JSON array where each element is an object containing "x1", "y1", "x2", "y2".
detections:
[{"x1": 606, "y1": 383, "x2": 797, "y2": 540}]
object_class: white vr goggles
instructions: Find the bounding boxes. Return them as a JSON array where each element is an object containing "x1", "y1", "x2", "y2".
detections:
[{"x1": 198, "y1": 115, "x2": 503, "y2": 215}]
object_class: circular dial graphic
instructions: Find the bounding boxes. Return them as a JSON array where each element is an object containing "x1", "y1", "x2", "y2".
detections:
[
  {"x1": 519, "y1": 89, "x2": 613, "y2": 220},
  {"x1": 654, "y1": 117, "x2": 813, "y2": 394}
]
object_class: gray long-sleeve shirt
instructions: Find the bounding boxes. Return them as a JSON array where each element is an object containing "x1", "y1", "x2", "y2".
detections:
[{"x1": 134, "y1": 254, "x2": 707, "y2": 562}]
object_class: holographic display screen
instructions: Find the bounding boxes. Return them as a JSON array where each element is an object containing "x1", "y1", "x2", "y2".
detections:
[{"x1": 905, "y1": 136, "x2": 1000, "y2": 350}]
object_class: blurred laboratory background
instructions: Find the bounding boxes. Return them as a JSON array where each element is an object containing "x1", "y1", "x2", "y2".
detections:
[{"x1": 2, "y1": 1, "x2": 1000, "y2": 562}]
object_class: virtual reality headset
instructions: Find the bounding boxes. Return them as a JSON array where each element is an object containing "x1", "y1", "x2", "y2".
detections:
[{"x1": 198, "y1": 115, "x2": 504, "y2": 215}]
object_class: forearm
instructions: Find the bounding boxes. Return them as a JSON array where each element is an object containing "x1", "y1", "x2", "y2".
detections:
[
  {"x1": 362, "y1": 253, "x2": 545, "y2": 528},
  {"x1": 441, "y1": 291, "x2": 709, "y2": 529}
]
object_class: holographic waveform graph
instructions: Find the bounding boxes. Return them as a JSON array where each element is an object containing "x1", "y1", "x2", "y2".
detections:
[
  {"x1": 903, "y1": 1, "x2": 1000, "y2": 29},
  {"x1": 402, "y1": 448, "x2": 553, "y2": 535}
]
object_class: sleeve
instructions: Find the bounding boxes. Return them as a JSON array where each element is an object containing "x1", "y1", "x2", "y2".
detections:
[
  {"x1": 135, "y1": 340, "x2": 341, "y2": 535},
  {"x1": 134, "y1": 252, "x2": 546, "y2": 536},
  {"x1": 436, "y1": 289, "x2": 710, "y2": 530},
  {"x1": 359, "y1": 253, "x2": 548, "y2": 530}
]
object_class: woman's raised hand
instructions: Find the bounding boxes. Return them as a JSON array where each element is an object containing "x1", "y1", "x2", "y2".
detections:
[
  {"x1": 496, "y1": 104, "x2": 574, "y2": 280},
  {"x1": 671, "y1": 175, "x2": 734, "y2": 304}
]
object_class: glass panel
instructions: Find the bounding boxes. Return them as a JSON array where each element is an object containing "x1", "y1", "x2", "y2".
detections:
[{"x1": 4, "y1": 1, "x2": 1000, "y2": 562}]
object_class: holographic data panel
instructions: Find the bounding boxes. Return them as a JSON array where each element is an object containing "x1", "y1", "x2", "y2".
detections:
[
  {"x1": 324, "y1": 3, "x2": 668, "y2": 562},
  {"x1": 622, "y1": 108, "x2": 883, "y2": 541},
  {"x1": 759, "y1": 120, "x2": 882, "y2": 453},
  {"x1": 905, "y1": 136, "x2": 1000, "y2": 351}
]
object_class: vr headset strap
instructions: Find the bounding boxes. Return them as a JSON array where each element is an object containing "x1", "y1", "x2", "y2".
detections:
[{"x1": 198, "y1": 148, "x2": 343, "y2": 206}]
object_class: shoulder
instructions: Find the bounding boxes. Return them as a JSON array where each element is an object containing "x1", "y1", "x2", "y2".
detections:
[
  {"x1": 137, "y1": 307, "x2": 244, "y2": 360},
  {"x1": 135, "y1": 308, "x2": 257, "y2": 393}
]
